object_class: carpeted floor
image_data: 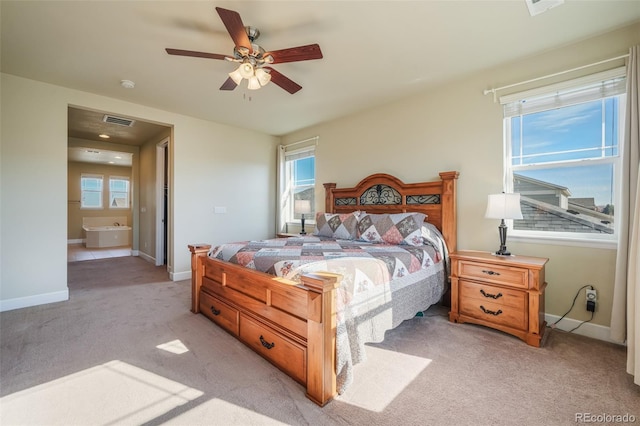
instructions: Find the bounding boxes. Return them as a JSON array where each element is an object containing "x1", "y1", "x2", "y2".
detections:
[{"x1": 0, "y1": 256, "x2": 638, "y2": 425}]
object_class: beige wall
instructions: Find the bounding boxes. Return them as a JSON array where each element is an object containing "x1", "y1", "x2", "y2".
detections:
[
  {"x1": 1, "y1": 73, "x2": 279, "y2": 311},
  {"x1": 282, "y1": 23, "x2": 640, "y2": 331},
  {"x1": 67, "y1": 161, "x2": 133, "y2": 240}
]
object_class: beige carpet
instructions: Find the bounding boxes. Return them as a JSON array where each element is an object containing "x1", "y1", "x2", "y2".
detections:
[{"x1": 1, "y1": 256, "x2": 638, "y2": 426}]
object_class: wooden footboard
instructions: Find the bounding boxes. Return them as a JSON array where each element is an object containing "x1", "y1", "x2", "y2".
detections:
[{"x1": 188, "y1": 244, "x2": 341, "y2": 406}]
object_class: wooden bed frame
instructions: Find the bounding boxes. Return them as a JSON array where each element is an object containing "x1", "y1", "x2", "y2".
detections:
[{"x1": 188, "y1": 171, "x2": 458, "y2": 406}]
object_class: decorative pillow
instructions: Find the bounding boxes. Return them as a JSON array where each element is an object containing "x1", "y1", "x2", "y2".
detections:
[
  {"x1": 313, "y1": 212, "x2": 359, "y2": 240},
  {"x1": 357, "y1": 213, "x2": 426, "y2": 246}
]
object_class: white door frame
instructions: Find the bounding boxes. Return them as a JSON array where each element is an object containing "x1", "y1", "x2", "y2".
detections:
[{"x1": 155, "y1": 138, "x2": 169, "y2": 267}]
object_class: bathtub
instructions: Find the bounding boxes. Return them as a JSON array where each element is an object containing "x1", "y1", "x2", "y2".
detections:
[{"x1": 83, "y1": 225, "x2": 132, "y2": 248}]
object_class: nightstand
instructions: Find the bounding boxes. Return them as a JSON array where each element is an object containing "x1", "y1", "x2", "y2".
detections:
[
  {"x1": 276, "y1": 232, "x2": 301, "y2": 238},
  {"x1": 448, "y1": 250, "x2": 549, "y2": 347}
]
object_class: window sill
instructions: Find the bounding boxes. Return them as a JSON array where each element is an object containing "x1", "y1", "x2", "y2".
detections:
[{"x1": 510, "y1": 234, "x2": 617, "y2": 250}]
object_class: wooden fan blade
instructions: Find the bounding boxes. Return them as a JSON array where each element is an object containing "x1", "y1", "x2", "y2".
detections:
[
  {"x1": 266, "y1": 44, "x2": 323, "y2": 64},
  {"x1": 166, "y1": 48, "x2": 227, "y2": 60},
  {"x1": 215, "y1": 7, "x2": 252, "y2": 53},
  {"x1": 264, "y1": 67, "x2": 302, "y2": 94},
  {"x1": 220, "y1": 77, "x2": 238, "y2": 91}
]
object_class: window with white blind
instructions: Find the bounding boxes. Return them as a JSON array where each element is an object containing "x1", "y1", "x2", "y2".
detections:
[
  {"x1": 109, "y1": 176, "x2": 130, "y2": 209},
  {"x1": 278, "y1": 139, "x2": 317, "y2": 233},
  {"x1": 501, "y1": 67, "x2": 626, "y2": 245},
  {"x1": 81, "y1": 174, "x2": 103, "y2": 209}
]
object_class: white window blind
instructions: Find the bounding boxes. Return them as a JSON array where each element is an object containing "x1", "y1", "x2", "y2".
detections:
[{"x1": 500, "y1": 67, "x2": 627, "y2": 117}]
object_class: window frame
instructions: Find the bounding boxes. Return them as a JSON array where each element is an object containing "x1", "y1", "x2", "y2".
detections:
[
  {"x1": 80, "y1": 174, "x2": 104, "y2": 210},
  {"x1": 278, "y1": 140, "x2": 317, "y2": 234},
  {"x1": 501, "y1": 69, "x2": 625, "y2": 249},
  {"x1": 108, "y1": 176, "x2": 131, "y2": 209}
]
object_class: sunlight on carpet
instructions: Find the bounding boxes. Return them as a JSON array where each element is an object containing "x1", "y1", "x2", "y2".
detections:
[
  {"x1": 336, "y1": 346, "x2": 432, "y2": 412},
  {"x1": 0, "y1": 360, "x2": 203, "y2": 425},
  {"x1": 166, "y1": 397, "x2": 292, "y2": 425},
  {"x1": 157, "y1": 339, "x2": 190, "y2": 354}
]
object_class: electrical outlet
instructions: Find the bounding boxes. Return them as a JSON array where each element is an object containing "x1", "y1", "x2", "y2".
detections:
[{"x1": 586, "y1": 288, "x2": 597, "y2": 303}]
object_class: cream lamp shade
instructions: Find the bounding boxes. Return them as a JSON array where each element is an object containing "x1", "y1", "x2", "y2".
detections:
[
  {"x1": 294, "y1": 199, "x2": 311, "y2": 214},
  {"x1": 485, "y1": 193, "x2": 524, "y2": 220}
]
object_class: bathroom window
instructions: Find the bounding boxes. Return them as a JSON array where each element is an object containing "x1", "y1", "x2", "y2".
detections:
[
  {"x1": 109, "y1": 177, "x2": 130, "y2": 209},
  {"x1": 81, "y1": 174, "x2": 103, "y2": 209}
]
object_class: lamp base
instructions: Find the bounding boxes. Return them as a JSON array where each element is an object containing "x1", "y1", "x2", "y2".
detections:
[
  {"x1": 494, "y1": 220, "x2": 512, "y2": 256},
  {"x1": 494, "y1": 248, "x2": 512, "y2": 256},
  {"x1": 300, "y1": 215, "x2": 306, "y2": 235}
]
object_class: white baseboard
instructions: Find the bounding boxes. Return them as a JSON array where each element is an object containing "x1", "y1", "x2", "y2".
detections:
[
  {"x1": 137, "y1": 251, "x2": 156, "y2": 264},
  {"x1": 171, "y1": 270, "x2": 191, "y2": 281},
  {"x1": 0, "y1": 289, "x2": 69, "y2": 312},
  {"x1": 545, "y1": 313, "x2": 622, "y2": 345},
  {"x1": 67, "y1": 239, "x2": 84, "y2": 244}
]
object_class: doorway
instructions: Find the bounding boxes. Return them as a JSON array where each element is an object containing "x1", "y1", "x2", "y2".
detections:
[
  {"x1": 67, "y1": 106, "x2": 172, "y2": 269},
  {"x1": 156, "y1": 138, "x2": 169, "y2": 266}
]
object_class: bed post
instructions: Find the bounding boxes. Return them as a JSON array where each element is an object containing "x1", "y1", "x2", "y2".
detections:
[
  {"x1": 439, "y1": 171, "x2": 459, "y2": 254},
  {"x1": 301, "y1": 272, "x2": 340, "y2": 406},
  {"x1": 323, "y1": 182, "x2": 337, "y2": 213},
  {"x1": 188, "y1": 244, "x2": 211, "y2": 314}
]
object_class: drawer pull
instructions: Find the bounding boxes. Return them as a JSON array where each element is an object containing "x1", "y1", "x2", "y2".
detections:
[
  {"x1": 480, "y1": 289, "x2": 503, "y2": 299},
  {"x1": 482, "y1": 270, "x2": 501, "y2": 276},
  {"x1": 480, "y1": 305, "x2": 503, "y2": 316},
  {"x1": 210, "y1": 305, "x2": 221, "y2": 316},
  {"x1": 259, "y1": 335, "x2": 275, "y2": 350}
]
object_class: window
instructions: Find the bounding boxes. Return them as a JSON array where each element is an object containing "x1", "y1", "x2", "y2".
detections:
[
  {"x1": 501, "y1": 68, "x2": 626, "y2": 244},
  {"x1": 278, "y1": 140, "x2": 317, "y2": 232},
  {"x1": 109, "y1": 176, "x2": 130, "y2": 209},
  {"x1": 81, "y1": 174, "x2": 103, "y2": 209}
]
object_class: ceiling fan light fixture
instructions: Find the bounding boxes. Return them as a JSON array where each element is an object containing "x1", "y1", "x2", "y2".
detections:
[
  {"x1": 247, "y1": 76, "x2": 261, "y2": 90},
  {"x1": 239, "y1": 62, "x2": 254, "y2": 79},
  {"x1": 229, "y1": 68, "x2": 243, "y2": 85},
  {"x1": 255, "y1": 68, "x2": 271, "y2": 86}
]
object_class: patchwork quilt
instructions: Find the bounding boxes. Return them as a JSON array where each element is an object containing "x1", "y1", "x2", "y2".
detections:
[{"x1": 209, "y1": 235, "x2": 442, "y2": 280}]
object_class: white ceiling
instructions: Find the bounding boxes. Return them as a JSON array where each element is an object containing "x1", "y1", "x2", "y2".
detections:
[{"x1": 2, "y1": 1, "x2": 640, "y2": 140}]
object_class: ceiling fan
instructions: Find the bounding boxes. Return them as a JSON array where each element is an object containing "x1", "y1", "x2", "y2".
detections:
[{"x1": 166, "y1": 7, "x2": 323, "y2": 94}]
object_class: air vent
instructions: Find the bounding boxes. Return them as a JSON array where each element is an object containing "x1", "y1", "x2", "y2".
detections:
[
  {"x1": 103, "y1": 115, "x2": 135, "y2": 127},
  {"x1": 525, "y1": 0, "x2": 564, "y2": 16}
]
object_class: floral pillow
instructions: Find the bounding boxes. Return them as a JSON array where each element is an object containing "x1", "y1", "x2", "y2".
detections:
[
  {"x1": 357, "y1": 213, "x2": 426, "y2": 246},
  {"x1": 314, "y1": 212, "x2": 359, "y2": 240}
]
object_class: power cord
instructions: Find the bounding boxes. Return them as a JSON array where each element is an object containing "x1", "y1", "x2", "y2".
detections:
[
  {"x1": 551, "y1": 284, "x2": 594, "y2": 332},
  {"x1": 567, "y1": 310, "x2": 594, "y2": 333}
]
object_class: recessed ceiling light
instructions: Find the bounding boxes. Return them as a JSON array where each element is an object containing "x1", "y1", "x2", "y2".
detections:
[
  {"x1": 99, "y1": 134, "x2": 110, "y2": 139},
  {"x1": 114, "y1": 156, "x2": 122, "y2": 159}
]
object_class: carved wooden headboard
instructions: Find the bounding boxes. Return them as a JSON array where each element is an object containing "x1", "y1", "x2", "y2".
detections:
[{"x1": 323, "y1": 171, "x2": 459, "y2": 253}]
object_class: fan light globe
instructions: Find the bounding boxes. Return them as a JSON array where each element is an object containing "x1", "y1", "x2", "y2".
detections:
[
  {"x1": 239, "y1": 62, "x2": 254, "y2": 79},
  {"x1": 228, "y1": 68, "x2": 243, "y2": 85},
  {"x1": 247, "y1": 76, "x2": 261, "y2": 90},
  {"x1": 255, "y1": 68, "x2": 271, "y2": 86}
]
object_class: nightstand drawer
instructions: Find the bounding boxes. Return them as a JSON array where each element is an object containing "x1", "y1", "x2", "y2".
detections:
[
  {"x1": 458, "y1": 260, "x2": 528, "y2": 289},
  {"x1": 459, "y1": 280, "x2": 526, "y2": 310},
  {"x1": 459, "y1": 297, "x2": 527, "y2": 331}
]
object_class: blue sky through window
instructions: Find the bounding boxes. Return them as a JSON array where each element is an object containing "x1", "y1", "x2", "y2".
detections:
[
  {"x1": 294, "y1": 157, "x2": 315, "y2": 189},
  {"x1": 510, "y1": 97, "x2": 619, "y2": 206}
]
